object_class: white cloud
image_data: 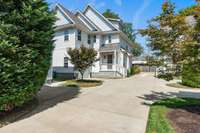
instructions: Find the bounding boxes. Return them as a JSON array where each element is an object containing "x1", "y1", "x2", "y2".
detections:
[
  {"x1": 115, "y1": 0, "x2": 122, "y2": 6},
  {"x1": 132, "y1": 0, "x2": 152, "y2": 29}
]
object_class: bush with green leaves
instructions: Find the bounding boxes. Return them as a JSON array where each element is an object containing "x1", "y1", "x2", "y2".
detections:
[
  {"x1": 182, "y1": 64, "x2": 200, "y2": 88},
  {"x1": 130, "y1": 65, "x2": 141, "y2": 75},
  {"x1": 157, "y1": 73, "x2": 173, "y2": 81},
  {"x1": 0, "y1": 0, "x2": 55, "y2": 111}
]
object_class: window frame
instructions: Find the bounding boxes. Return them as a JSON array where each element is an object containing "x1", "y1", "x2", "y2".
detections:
[
  {"x1": 77, "y1": 30, "x2": 82, "y2": 41},
  {"x1": 64, "y1": 30, "x2": 69, "y2": 41},
  {"x1": 93, "y1": 35, "x2": 96, "y2": 43},
  {"x1": 88, "y1": 35, "x2": 91, "y2": 44},
  {"x1": 108, "y1": 34, "x2": 112, "y2": 43},
  {"x1": 64, "y1": 57, "x2": 68, "y2": 68}
]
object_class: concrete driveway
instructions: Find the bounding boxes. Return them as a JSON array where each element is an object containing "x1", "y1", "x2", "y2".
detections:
[{"x1": 1, "y1": 73, "x2": 200, "y2": 133}]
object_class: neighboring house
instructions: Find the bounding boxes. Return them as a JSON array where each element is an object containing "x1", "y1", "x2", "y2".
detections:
[{"x1": 51, "y1": 4, "x2": 133, "y2": 79}]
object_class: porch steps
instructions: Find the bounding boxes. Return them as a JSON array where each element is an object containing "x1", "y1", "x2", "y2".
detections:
[{"x1": 91, "y1": 71, "x2": 123, "y2": 79}]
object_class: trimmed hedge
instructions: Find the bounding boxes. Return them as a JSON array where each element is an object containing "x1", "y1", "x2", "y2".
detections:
[
  {"x1": 0, "y1": 0, "x2": 55, "y2": 111},
  {"x1": 182, "y1": 64, "x2": 200, "y2": 88}
]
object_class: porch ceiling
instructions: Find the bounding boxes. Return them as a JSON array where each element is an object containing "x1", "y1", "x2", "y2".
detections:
[{"x1": 99, "y1": 43, "x2": 119, "y2": 52}]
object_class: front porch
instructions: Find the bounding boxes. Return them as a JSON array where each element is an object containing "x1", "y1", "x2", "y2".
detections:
[
  {"x1": 99, "y1": 51, "x2": 127, "y2": 77},
  {"x1": 100, "y1": 52, "x2": 116, "y2": 71}
]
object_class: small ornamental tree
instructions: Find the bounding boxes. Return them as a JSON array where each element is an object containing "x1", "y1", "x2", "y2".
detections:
[
  {"x1": 0, "y1": 0, "x2": 55, "y2": 111},
  {"x1": 68, "y1": 46, "x2": 97, "y2": 80}
]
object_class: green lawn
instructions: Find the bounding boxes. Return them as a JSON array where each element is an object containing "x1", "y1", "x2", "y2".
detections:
[
  {"x1": 146, "y1": 98, "x2": 200, "y2": 133},
  {"x1": 166, "y1": 82, "x2": 200, "y2": 89},
  {"x1": 65, "y1": 80, "x2": 103, "y2": 88}
]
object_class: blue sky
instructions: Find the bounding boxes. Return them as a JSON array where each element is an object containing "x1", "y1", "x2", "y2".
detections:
[{"x1": 46, "y1": 0, "x2": 196, "y2": 53}]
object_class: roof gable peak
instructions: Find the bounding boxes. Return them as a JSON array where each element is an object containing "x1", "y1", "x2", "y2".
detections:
[
  {"x1": 54, "y1": 3, "x2": 75, "y2": 24},
  {"x1": 83, "y1": 5, "x2": 119, "y2": 31}
]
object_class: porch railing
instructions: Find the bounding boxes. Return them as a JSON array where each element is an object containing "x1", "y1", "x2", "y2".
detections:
[{"x1": 100, "y1": 64, "x2": 113, "y2": 71}]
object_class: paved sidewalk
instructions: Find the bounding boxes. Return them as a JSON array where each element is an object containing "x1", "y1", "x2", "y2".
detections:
[{"x1": 0, "y1": 73, "x2": 200, "y2": 133}]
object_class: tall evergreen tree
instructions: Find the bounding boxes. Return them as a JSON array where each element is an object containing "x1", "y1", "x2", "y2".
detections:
[{"x1": 0, "y1": 0, "x2": 55, "y2": 111}]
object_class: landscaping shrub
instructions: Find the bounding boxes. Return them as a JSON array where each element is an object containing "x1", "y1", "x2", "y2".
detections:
[
  {"x1": 130, "y1": 65, "x2": 141, "y2": 75},
  {"x1": 0, "y1": 0, "x2": 55, "y2": 111},
  {"x1": 157, "y1": 73, "x2": 173, "y2": 81},
  {"x1": 182, "y1": 64, "x2": 200, "y2": 88}
]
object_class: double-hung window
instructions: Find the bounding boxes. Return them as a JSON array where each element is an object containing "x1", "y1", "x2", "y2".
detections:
[
  {"x1": 93, "y1": 35, "x2": 96, "y2": 43},
  {"x1": 88, "y1": 35, "x2": 91, "y2": 44},
  {"x1": 64, "y1": 30, "x2": 69, "y2": 41},
  {"x1": 64, "y1": 57, "x2": 68, "y2": 68},
  {"x1": 77, "y1": 30, "x2": 81, "y2": 41},
  {"x1": 108, "y1": 34, "x2": 112, "y2": 43}
]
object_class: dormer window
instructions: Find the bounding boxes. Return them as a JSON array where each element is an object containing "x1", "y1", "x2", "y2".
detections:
[
  {"x1": 77, "y1": 30, "x2": 82, "y2": 41},
  {"x1": 64, "y1": 30, "x2": 69, "y2": 41},
  {"x1": 88, "y1": 35, "x2": 91, "y2": 44},
  {"x1": 108, "y1": 34, "x2": 112, "y2": 43}
]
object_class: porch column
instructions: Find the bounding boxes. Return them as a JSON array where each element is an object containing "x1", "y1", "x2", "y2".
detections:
[
  {"x1": 114, "y1": 50, "x2": 117, "y2": 75},
  {"x1": 114, "y1": 50, "x2": 117, "y2": 65}
]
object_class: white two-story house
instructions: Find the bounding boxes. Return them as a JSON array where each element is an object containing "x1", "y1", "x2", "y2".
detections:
[{"x1": 51, "y1": 4, "x2": 133, "y2": 79}]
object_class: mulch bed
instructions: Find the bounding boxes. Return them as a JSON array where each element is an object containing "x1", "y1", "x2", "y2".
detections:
[
  {"x1": 167, "y1": 106, "x2": 200, "y2": 133},
  {"x1": 0, "y1": 99, "x2": 38, "y2": 128}
]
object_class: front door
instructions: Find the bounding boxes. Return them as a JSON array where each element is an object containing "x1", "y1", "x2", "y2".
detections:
[{"x1": 107, "y1": 54, "x2": 113, "y2": 69}]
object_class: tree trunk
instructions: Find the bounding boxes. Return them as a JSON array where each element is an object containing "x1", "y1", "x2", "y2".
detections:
[{"x1": 80, "y1": 72, "x2": 84, "y2": 80}]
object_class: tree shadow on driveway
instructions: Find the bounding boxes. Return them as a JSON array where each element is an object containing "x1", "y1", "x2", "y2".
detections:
[
  {"x1": 23, "y1": 85, "x2": 81, "y2": 118},
  {"x1": 138, "y1": 90, "x2": 200, "y2": 106},
  {"x1": 0, "y1": 85, "x2": 81, "y2": 127}
]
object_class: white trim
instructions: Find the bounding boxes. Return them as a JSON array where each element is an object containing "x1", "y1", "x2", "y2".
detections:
[
  {"x1": 83, "y1": 5, "x2": 119, "y2": 31},
  {"x1": 55, "y1": 4, "x2": 75, "y2": 24},
  {"x1": 76, "y1": 11, "x2": 98, "y2": 31}
]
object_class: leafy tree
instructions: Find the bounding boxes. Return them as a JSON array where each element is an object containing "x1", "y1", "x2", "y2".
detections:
[
  {"x1": 103, "y1": 10, "x2": 143, "y2": 56},
  {"x1": 140, "y1": 0, "x2": 190, "y2": 77},
  {"x1": 68, "y1": 46, "x2": 97, "y2": 80},
  {"x1": 102, "y1": 9, "x2": 120, "y2": 19},
  {"x1": 122, "y1": 23, "x2": 144, "y2": 56},
  {"x1": 140, "y1": 0, "x2": 187, "y2": 64},
  {"x1": 146, "y1": 56, "x2": 164, "y2": 67},
  {"x1": 141, "y1": 0, "x2": 200, "y2": 87},
  {"x1": 180, "y1": 1, "x2": 200, "y2": 87},
  {"x1": 132, "y1": 42, "x2": 144, "y2": 57},
  {"x1": 122, "y1": 22, "x2": 136, "y2": 41},
  {"x1": 0, "y1": 0, "x2": 55, "y2": 111}
]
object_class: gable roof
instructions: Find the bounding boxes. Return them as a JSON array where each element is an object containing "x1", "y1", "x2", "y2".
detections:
[
  {"x1": 54, "y1": 4, "x2": 75, "y2": 24},
  {"x1": 83, "y1": 5, "x2": 119, "y2": 31},
  {"x1": 54, "y1": 4, "x2": 90, "y2": 31},
  {"x1": 54, "y1": 4, "x2": 134, "y2": 47},
  {"x1": 75, "y1": 11, "x2": 101, "y2": 31}
]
